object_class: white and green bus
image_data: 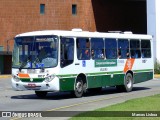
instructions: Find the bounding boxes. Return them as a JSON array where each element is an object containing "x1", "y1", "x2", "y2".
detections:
[{"x1": 11, "y1": 29, "x2": 154, "y2": 98}]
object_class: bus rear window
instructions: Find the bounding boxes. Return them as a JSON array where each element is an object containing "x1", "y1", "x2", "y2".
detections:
[
  {"x1": 130, "y1": 39, "x2": 141, "y2": 58},
  {"x1": 141, "y1": 40, "x2": 151, "y2": 58}
]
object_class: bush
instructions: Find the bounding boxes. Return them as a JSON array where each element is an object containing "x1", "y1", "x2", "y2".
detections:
[{"x1": 154, "y1": 59, "x2": 160, "y2": 74}]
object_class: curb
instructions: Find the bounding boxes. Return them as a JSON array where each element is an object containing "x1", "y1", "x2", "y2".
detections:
[{"x1": 0, "y1": 75, "x2": 11, "y2": 78}]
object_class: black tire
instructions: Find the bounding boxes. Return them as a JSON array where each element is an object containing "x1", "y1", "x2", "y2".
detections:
[
  {"x1": 116, "y1": 73, "x2": 133, "y2": 92},
  {"x1": 74, "y1": 78, "x2": 84, "y2": 98},
  {"x1": 83, "y1": 82, "x2": 87, "y2": 93},
  {"x1": 35, "y1": 91, "x2": 47, "y2": 98},
  {"x1": 116, "y1": 85, "x2": 124, "y2": 92},
  {"x1": 88, "y1": 87, "x2": 102, "y2": 93},
  {"x1": 124, "y1": 73, "x2": 133, "y2": 92}
]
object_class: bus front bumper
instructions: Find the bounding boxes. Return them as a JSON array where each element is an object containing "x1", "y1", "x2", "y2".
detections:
[{"x1": 11, "y1": 77, "x2": 60, "y2": 91}]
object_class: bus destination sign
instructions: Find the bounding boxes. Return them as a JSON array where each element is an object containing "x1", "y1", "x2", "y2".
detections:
[{"x1": 95, "y1": 60, "x2": 117, "y2": 67}]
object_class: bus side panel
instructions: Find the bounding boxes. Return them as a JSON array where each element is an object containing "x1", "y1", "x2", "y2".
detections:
[
  {"x1": 109, "y1": 74, "x2": 124, "y2": 86},
  {"x1": 59, "y1": 78, "x2": 75, "y2": 91},
  {"x1": 87, "y1": 75, "x2": 106, "y2": 88},
  {"x1": 133, "y1": 71, "x2": 153, "y2": 84},
  {"x1": 87, "y1": 74, "x2": 124, "y2": 88}
]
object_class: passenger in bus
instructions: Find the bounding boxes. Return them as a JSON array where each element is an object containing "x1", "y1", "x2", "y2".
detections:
[
  {"x1": 91, "y1": 49, "x2": 95, "y2": 59},
  {"x1": 141, "y1": 50, "x2": 145, "y2": 58},
  {"x1": 84, "y1": 49, "x2": 90, "y2": 59},
  {"x1": 131, "y1": 50, "x2": 138, "y2": 58},
  {"x1": 118, "y1": 48, "x2": 121, "y2": 58},
  {"x1": 38, "y1": 47, "x2": 47, "y2": 61},
  {"x1": 98, "y1": 49, "x2": 104, "y2": 59},
  {"x1": 126, "y1": 48, "x2": 130, "y2": 58},
  {"x1": 126, "y1": 52, "x2": 130, "y2": 58}
]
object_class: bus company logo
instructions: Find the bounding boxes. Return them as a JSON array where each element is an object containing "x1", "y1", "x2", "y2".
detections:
[{"x1": 30, "y1": 78, "x2": 33, "y2": 82}]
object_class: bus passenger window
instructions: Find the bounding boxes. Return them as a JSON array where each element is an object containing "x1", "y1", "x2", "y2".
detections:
[
  {"x1": 118, "y1": 39, "x2": 129, "y2": 59},
  {"x1": 130, "y1": 40, "x2": 141, "y2": 58},
  {"x1": 60, "y1": 37, "x2": 74, "y2": 67},
  {"x1": 105, "y1": 38, "x2": 117, "y2": 59},
  {"x1": 141, "y1": 40, "x2": 151, "y2": 58},
  {"x1": 91, "y1": 38, "x2": 104, "y2": 59},
  {"x1": 77, "y1": 38, "x2": 90, "y2": 60}
]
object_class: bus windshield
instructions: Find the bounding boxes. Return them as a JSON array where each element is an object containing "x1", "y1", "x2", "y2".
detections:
[{"x1": 12, "y1": 35, "x2": 58, "y2": 69}]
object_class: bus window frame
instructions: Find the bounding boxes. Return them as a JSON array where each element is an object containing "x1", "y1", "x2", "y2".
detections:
[
  {"x1": 76, "y1": 37, "x2": 91, "y2": 60},
  {"x1": 60, "y1": 37, "x2": 74, "y2": 68},
  {"x1": 118, "y1": 39, "x2": 130, "y2": 59},
  {"x1": 105, "y1": 38, "x2": 117, "y2": 59},
  {"x1": 130, "y1": 39, "x2": 141, "y2": 59},
  {"x1": 141, "y1": 39, "x2": 151, "y2": 58},
  {"x1": 90, "y1": 37, "x2": 105, "y2": 60}
]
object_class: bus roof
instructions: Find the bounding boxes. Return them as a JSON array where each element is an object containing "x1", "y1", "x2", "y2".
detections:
[{"x1": 15, "y1": 29, "x2": 152, "y2": 40}]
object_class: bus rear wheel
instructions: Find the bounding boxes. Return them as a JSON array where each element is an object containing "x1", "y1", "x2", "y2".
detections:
[
  {"x1": 74, "y1": 78, "x2": 84, "y2": 98},
  {"x1": 35, "y1": 91, "x2": 47, "y2": 98},
  {"x1": 116, "y1": 73, "x2": 133, "y2": 92},
  {"x1": 124, "y1": 73, "x2": 133, "y2": 92}
]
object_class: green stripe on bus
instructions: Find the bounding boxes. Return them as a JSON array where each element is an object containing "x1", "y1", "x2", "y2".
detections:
[
  {"x1": 133, "y1": 69, "x2": 153, "y2": 73},
  {"x1": 58, "y1": 69, "x2": 153, "y2": 78}
]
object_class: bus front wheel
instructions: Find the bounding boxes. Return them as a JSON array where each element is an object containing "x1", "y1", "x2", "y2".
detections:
[
  {"x1": 74, "y1": 78, "x2": 84, "y2": 98},
  {"x1": 35, "y1": 91, "x2": 47, "y2": 98}
]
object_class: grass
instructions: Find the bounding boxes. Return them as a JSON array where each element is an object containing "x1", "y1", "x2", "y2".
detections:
[
  {"x1": 70, "y1": 94, "x2": 160, "y2": 120},
  {"x1": 154, "y1": 59, "x2": 160, "y2": 74}
]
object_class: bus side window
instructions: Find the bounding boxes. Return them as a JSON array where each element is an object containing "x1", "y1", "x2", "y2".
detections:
[
  {"x1": 77, "y1": 38, "x2": 90, "y2": 60},
  {"x1": 91, "y1": 38, "x2": 104, "y2": 59},
  {"x1": 118, "y1": 39, "x2": 129, "y2": 59},
  {"x1": 130, "y1": 39, "x2": 141, "y2": 58},
  {"x1": 60, "y1": 37, "x2": 74, "y2": 68},
  {"x1": 141, "y1": 40, "x2": 151, "y2": 58},
  {"x1": 105, "y1": 38, "x2": 117, "y2": 59}
]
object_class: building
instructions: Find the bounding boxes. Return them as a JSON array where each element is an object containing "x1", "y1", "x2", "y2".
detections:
[{"x1": 0, "y1": 0, "x2": 158, "y2": 74}]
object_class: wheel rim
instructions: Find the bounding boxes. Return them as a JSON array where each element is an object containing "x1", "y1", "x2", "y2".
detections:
[
  {"x1": 126, "y1": 76, "x2": 132, "y2": 88},
  {"x1": 76, "y1": 81, "x2": 83, "y2": 93}
]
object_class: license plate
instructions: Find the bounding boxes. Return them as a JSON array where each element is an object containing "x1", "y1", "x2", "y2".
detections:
[{"x1": 28, "y1": 83, "x2": 36, "y2": 88}]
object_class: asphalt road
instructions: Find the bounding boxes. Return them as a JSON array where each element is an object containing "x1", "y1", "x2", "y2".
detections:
[{"x1": 0, "y1": 77, "x2": 160, "y2": 120}]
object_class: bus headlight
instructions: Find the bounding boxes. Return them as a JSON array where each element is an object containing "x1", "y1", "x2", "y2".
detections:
[
  {"x1": 45, "y1": 74, "x2": 55, "y2": 82},
  {"x1": 13, "y1": 75, "x2": 20, "y2": 82}
]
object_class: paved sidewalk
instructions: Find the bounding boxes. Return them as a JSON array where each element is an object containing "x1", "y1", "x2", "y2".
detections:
[{"x1": 154, "y1": 74, "x2": 160, "y2": 78}]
